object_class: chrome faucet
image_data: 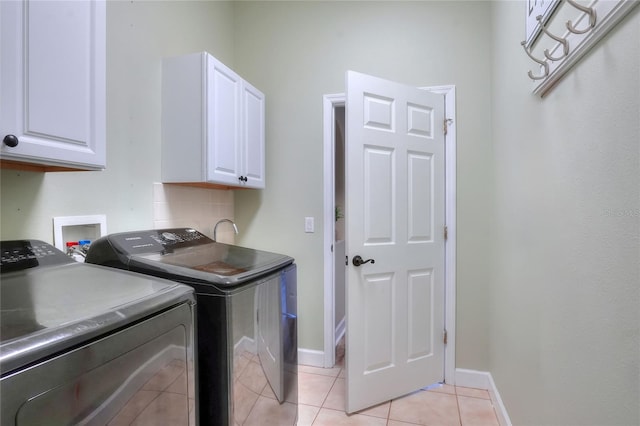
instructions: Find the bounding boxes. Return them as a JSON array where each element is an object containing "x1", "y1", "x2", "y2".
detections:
[{"x1": 213, "y1": 219, "x2": 238, "y2": 242}]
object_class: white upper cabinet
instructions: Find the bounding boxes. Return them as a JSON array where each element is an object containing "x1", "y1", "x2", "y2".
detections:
[
  {"x1": 162, "y1": 52, "x2": 265, "y2": 189},
  {"x1": 240, "y1": 80, "x2": 266, "y2": 188},
  {"x1": 0, "y1": 0, "x2": 106, "y2": 170}
]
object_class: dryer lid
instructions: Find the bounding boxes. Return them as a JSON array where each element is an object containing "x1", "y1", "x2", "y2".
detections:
[{"x1": 1, "y1": 240, "x2": 194, "y2": 374}]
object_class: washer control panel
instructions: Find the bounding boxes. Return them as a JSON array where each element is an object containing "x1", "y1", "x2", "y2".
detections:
[
  {"x1": 92, "y1": 228, "x2": 212, "y2": 256},
  {"x1": 1, "y1": 240, "x2": 73, "y2": 272},
  {"x1": 152, "y1": 229, "x2": 207, "y2": 246}
]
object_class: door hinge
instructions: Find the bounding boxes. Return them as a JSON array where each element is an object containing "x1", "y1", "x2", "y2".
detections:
[
  {"x1": 444, "y1": 118, "x2": 453, "y2": 136},
  {"x1": 444, "y1": 225, "x2": 448, "y2": 241},
  {"x1": 443, "y1": 329, "x2": 448, "y2": 345}
]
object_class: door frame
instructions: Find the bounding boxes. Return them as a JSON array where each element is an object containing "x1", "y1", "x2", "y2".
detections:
[{"x1": 322, "y1": 85, "x2": 457, "y2": 385}]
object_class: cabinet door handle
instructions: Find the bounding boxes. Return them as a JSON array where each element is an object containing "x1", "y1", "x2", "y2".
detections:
[
  {"x1": 238, "y1": 176, "x2": 248, "y2": 182},
  {"x1": 3, "y1": 135, "x2": 19, "y2": 147}
]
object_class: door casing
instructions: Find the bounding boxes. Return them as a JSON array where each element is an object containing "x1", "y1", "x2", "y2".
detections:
[{"x1": 322, "y1": 86, "x2": 457, "y2": 385}]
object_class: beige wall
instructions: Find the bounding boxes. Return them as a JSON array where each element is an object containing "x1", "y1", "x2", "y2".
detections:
[
  {"x1": 0, "y1": 1, "x2": 235, "y2": 240},
  {"x1": 231, "y1": 1, "x2": 494, "y2": 368},
  {"x1": 489, "y1": 2, "x2": 640, "y2": 424}
]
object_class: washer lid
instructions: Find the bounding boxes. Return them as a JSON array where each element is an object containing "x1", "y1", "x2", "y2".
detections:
[
  {"x1": 86, "y1": 228, "x2": 294, "y2": 286},
  {"x1": 0, "y1": 261, "x2": 194, "y2": 374},
  {"x1": 130, "y1": 241, "x2": 294, "y2": 286}
]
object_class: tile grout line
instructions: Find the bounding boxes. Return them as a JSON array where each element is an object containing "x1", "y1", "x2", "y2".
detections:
[
  {"x1": 320, "y1": 371, "x2": 340, "y2": 408},
  {"x1": 385, "y1": 399, "x2": 401, "y2": 425},
  {"x1": 309, "y1": 369, "x2": 340, "y2": 425},
  {"x1": 455, "y1": 387, "x2": 464, "y2": 426},
  {"x1": 455, "y1": 394, "x2": 493, "y2": 401},
  {"x1": 383, "y1": 396, "x2": 392, "y2": 424},
  {"x1": 244, "y1": 382, "x2": 266, "y2": 423},
  {"x1": 309, "y1": 404, "x2": 321, "y2": 426},
  {"x1": 456, "y1": 389, "x2": 501, "y2": 426}
]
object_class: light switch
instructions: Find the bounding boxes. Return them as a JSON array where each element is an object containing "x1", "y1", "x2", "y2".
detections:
[{"x1": 305, "y1": 217, "x2": 314, "y2": 233}]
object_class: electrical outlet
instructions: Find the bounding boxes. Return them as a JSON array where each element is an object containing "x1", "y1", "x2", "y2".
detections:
[{"x1": 304, "y1": 217, "x2": 314, "y2": 233}]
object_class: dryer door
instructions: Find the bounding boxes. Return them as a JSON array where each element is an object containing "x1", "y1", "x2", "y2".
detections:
[{"x1": 1, "y1": 303, "x2": 196, "y2": 426}]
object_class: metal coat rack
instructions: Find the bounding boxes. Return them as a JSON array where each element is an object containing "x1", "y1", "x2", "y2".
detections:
[{"x1": 521, "y1": 0, "x2": 639, "y2": 97}]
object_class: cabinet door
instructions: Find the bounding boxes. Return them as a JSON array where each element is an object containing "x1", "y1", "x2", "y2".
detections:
[
  {"x1": 240, "y1": 81, "x2": 265, "y2": 189},
  {"x1": 206, "y1": 55, "x2": 242, "y2": 185},
  {"x1": 0, "y1": 0, "x2": 106, "y2": 170}
]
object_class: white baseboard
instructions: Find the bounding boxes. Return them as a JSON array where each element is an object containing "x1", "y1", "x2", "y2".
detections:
[
  {"x1": 455, "y1": 369, "x2": 512, "y2": 426},
  {"x1": 455, "y1": 368, "x2": 492, "y2": 389},
  {"x1": 301, "y1": 324, "x2": 344, "y2": 369},
  {"x1": 298, "y1": 348, "x2": 325, "y2": 368},
  {"x1": 487, "y1": 372, "x2": 512, "y2": 426}
]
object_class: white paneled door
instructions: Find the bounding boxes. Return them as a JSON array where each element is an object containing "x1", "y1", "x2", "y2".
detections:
[{"x1": 345, "y1": 71, "x2": 446, "y2": 413}]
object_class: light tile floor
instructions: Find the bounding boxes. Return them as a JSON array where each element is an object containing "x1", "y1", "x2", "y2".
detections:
[{"x1": 297, "y1": 341, "x2": 500, "y2": 426}]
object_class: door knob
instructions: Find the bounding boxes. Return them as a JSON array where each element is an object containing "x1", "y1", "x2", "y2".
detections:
[
  {"x1": 3, "y1": 134, "x2": 19, "y2": 147},
  {"x1": 352, "y1": 255, "x2": 375, "y2": 267}
]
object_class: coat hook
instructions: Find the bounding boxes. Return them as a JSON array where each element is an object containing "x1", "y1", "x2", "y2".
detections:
[
  {"x1": 566, "y1": 0, "x2": 597, "y2": 34},
  {"x1": 536, "y1": 15, "x2": 570, "y2": 61},
  {"x1": 521, "y1": 41, "x2": 549, "y2": 81}
]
